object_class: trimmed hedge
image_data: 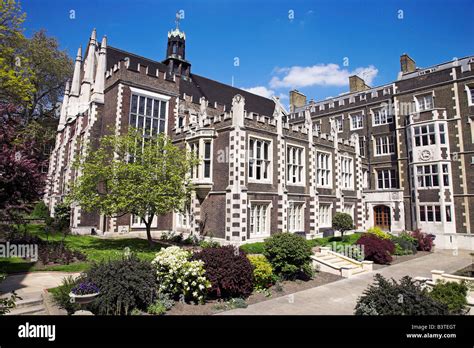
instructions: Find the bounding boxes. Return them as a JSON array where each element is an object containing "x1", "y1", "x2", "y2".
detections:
[{"x1": 263, "y1": 233, "x2": 312, "y2": 279}]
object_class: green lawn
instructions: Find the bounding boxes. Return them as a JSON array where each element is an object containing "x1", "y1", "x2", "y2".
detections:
[{"x1": 0, "y1": 224, "x2": 163, "y2": 274}]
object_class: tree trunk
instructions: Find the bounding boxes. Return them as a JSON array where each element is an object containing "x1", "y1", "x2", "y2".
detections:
[{"x1": 143, "y1": 215, "x2": 155, "y2": 246}]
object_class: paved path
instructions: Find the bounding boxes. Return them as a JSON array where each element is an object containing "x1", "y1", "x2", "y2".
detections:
[
  {"x1": 0, "y1": 272, "x2": 80, "y2": 299},
  {"x1": 222, "y1": 250, "x2": 473, "y2": 315}
]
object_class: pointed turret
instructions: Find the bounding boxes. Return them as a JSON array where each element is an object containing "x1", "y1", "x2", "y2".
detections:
[
  {"x1": 70, "y1": 47, "x2": 82, "y2": 97},
  {"x1": 92, "y1": 36, "x2": 107, "y2": 103},
  {"x1": 83, "y1": 28, "x2": 97, "y2": 83},
  {"x1": 58, "y1": 79, "x2": 70, "y2": 130},
  {"x1": 67, "y1": 46, "x2": 82, "y2": 117},
  {"x1": 79, "y1": 29, "x2": 98, "y2": 112}
]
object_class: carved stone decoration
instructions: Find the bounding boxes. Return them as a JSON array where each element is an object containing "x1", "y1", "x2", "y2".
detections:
[
  {"x1": 419, "y1": 149, "x2": 432, "y2": 161},
  {"x1": 391, "y1": 191, "x2": 400, "y2": 200}
]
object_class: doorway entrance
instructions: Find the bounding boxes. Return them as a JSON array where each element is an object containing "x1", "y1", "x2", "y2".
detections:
[{"x1": 374, "y1": 205, "x2": 391, "y2": 231}]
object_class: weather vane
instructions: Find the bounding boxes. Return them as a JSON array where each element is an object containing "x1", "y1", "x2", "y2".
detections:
[{"x1": 175, "y1": 12, "x2": 180, "y2": 30}]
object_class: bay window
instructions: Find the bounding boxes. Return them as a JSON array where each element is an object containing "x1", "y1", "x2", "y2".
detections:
[{"x1": 416, "y1": 164, "x2": 439, "y2": 188}]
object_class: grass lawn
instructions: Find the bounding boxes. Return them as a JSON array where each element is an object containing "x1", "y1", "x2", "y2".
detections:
[{"x1": 0, "y1": 224, "x2": 163, "y2": 274}]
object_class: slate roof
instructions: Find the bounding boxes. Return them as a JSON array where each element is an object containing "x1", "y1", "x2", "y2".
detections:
[
  {"x1": 106, "y1": 46, "x2": 276, "y2": 117},
  {"x1": 180, "y1": 74, "x2": 276, "y2": 116},
  {"x1": 107, "y1": 46, "x2": 168, "y2": 73}
]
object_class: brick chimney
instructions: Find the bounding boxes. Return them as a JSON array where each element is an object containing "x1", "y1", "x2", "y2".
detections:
[
  {"x1": 400, "y1": 53, "x2": 416, "y2": 74},
  {"x1": 349, "y1": 75, "x2": 370, "y2": 93},
  {"x1": 289, "y1": 90, "x2": 307, "y2": 113}
]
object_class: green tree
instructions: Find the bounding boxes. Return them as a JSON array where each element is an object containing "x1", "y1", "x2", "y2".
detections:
[
  {"x1": 0, "y1": 0, "x2": 35, "y2": 105},
  {"x1": 332, "y1": 212, "x2": 354, "y2": 237},
  {"x1": 22, "y1": 30, "x2": 73, "y2": 121},
  {"x1": 67, "y1": 130, "x2": 199, "y2": 245}
]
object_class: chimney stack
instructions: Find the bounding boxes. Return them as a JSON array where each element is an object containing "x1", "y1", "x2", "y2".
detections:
[
  {"x1": 289, "y1": 90, "x2": 307, "y2": 113},
  {"x1": 349, "y1": 75, "x2": 370, "y2": 93},
  {"x1": 400, "y1": 53, "x2": 416, "y2": 74}
]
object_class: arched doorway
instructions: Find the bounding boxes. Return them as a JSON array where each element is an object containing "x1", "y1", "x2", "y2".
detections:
[{"x1": 374, "y1": 205, "x2": 391, "y2": 231}]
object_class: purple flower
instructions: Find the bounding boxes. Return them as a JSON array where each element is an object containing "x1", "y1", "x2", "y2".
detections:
[{"x1": 72, "y1": 281, "x2": 100, "y2": 295}]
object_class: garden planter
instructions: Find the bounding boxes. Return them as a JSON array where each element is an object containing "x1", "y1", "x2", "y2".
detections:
[{"x1": 69, "y1": 292, "x2": 99, "y2": 305}]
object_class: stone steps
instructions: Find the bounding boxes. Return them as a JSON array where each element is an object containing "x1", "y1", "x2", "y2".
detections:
[
  {"x1": 312, "y1": 250, "x2": 372, "y2": 278},
  {"x1": 5, "y1": 292, "x2": 46, "y2": 316}
]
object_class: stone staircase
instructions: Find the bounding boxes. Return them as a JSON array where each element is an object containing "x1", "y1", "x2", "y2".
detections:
[
  {"x1": 5, "y1": 292, "x2": 46, "y2": 315},
  {"x1": 312, "y1": 247, "x2": 373, "y2": 278}
]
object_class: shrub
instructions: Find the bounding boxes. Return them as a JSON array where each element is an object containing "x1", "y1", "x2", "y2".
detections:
[
  {"x1": 411, "y1": 229, "x2": 434, "y2": 252},
  {"x1": 38, "y1": 243, "x2": 87, "y2": 265},
  {"x1": 356, "y1": 233, "x2": 395, "y2": 265},
  {"x1": 147, "y1": 301, "x2": 167, "y2": 315},
  {"x1": 156, "y1": 292, "x2": 174, "y2": 310},
  {"x1": 170, "y1": 233, "x2": 183, "y2": 244},
  {"x1": 182, "y1": 235, "x2": 199, "y2": 246},
  {"x1": 152, "y1": 246, "x2": 210, "y2": 303},
  {"x1": 247, "y1": 254, "x2": 276, "y2": 289},
  {"x1": 391, "y1": 236, "x2": 417, "y2": 256},
  {"x1": 30, "y1": 201, "x2": 50, "y2": 220},
  {"x1": 240, "y1": 242, "x2": 265, "y2": 254},
  {"x1": 263, "y1": 232, "x2": 313, "y2": 279},
  {"x1": 199, "y1": 239, "x2": 220, "y2": 249},
  {"x1": 192, "y1": 246, "x2": 254, "y2": 299},
  {"x1": 367, "y1": 226, "x2": 391, "y2": 240},
  {"x1": 50, "y1": 275, "x2": 81, "y2": 315},
  {"x1": 355, "y1": 274, "x2": 449, "y2": 315},
  {"x1": 51, "y1": 202, "x2": 71, "y2": 237},
  {"x1": 86, "y1": 255, "x2": 157, "y2": 315},
  {"x1": 427, "y1": 281, "x2": 469, "y2": 315},
  {"x1": 332, "y1": 212, "x2": 354, "y2": 237}
]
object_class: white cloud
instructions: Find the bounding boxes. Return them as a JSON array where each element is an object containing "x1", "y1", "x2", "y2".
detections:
[
  {"x1": 241, "y1": 86, "x2": 289, "y2": 102},
  {"x1": 269, "y1": 64, "x2": 378, "y2": 89},
  {"x1": 241, "y1": 86, "x2": 275, "y2": 98}
]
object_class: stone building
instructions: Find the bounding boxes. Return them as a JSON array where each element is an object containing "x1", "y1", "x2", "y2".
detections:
[
  {"x1": 45, "y1": 26, "x2": 474, "y2": 249},
  {"x1": 290, "y1": 54, "x2": 474, "y2": 249}
]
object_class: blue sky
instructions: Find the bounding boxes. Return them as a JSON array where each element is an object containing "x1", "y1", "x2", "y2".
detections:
[{"x1": 22, "y1": 0, "x2": 474, "y2": 103}]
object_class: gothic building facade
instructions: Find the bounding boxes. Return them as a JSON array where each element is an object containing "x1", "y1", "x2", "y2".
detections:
[{"x1": 44, "y1": 27, "x2": 474, "y2": 249}]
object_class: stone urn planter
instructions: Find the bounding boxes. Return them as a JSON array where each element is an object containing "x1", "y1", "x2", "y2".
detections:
[
  {"x1": 69, "y1": 281, "x2": 100, "y2": 305},
  {"x1": 69, "y1": 292, "x2": 100, "y2": 305}
]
